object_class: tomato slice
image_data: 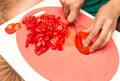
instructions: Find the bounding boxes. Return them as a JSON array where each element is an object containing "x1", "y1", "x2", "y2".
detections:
[
  {"x1": 75, "y1": 32, "x2": 93, "y2": 55},
  {"x1": 5, "y1": 23, "x2": 21, "y2": 34}
]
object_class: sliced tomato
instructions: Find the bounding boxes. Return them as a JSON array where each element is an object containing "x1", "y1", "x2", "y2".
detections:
[
  {"x1": 5, "y1": 23, "x2": 21, "y2": 34},
  {"x1": 75, "y1": 32, "x2": 93, "y2": 55}
]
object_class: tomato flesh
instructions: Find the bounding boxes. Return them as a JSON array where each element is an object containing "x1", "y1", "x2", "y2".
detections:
[
  {"x1": 5, "y1": 23, "x2": 21, "y2": 34},
  {"x1": 22, "y1": 13, "x2": 69, "y2": 55},
  {"x1": 75, "y1": 32, "x2": 93, "y2": 55}
]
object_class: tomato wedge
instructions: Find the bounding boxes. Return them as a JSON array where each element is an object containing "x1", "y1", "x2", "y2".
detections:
[
  {"x1": 5, "y1": 23, "x2": 21, "y2": 34},
  {"x1": 75, "y1": 31, "x2": 93, "y2": 55}
]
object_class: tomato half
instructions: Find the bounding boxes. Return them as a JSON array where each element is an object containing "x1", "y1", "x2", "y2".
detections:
[{"x1": 75, "y1": 32, "x2": 93, "y2": 55}]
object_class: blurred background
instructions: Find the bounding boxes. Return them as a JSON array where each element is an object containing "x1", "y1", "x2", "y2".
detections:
[
  {"x1": 0, "y1": 0, "x2": 42, "y2": 81},
  {"x1": 0, "y1": 0, "x2": 25, "y2": 80},
  {"x1": 0, "y1": 0, "x2": 25, "y2": 81}
]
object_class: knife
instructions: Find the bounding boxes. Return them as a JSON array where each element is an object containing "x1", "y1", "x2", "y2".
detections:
[{"x1": 74, "y1": 20, "x2": 78, "y2": 33}]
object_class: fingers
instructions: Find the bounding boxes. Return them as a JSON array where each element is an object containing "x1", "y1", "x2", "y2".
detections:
[
  {"x1": 59, "y1": 0, "x2": 84, "y2": 23},
  {"x1": 60, "y1": 0, "x2": 70, "y2": 17},
  {"x1": 63, "y1": 6, "x2": 70, "y2": 18},
  {"x1": 84, "y1": 19, "x2": 115, "y2": 52},
  {"x1": 89, "y1": 23, "x2": 111, "y2": 52},
  {"x1": 96, "y1": 24, "x2": 116, "y2": 49},
  {"x1": 67, "y1": 7, "x2": 79, "y2": 23},
  {"x1": 84, "y1": 18, "x2": 103, "y2": 47},
  {"x1": 62, "y1": 4, "x2": 79, "y2": 23},
  {"x1": 97, "y1": 31, "x2": 112, "y2": 49}
]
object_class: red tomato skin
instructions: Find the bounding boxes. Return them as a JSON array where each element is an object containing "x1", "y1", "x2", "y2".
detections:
[
  {"x1": 75, "y1": 32, "x2": 93, "y2": 55},
  {"x1": 5, "y1": 23, "x2": 21, "y2": 34},
  {"x1": 22, "y1": 14, "x2": 69, "y2": 55},
  {"x1": 5, "y1": 27, "x2": 16, "y2": 34}
]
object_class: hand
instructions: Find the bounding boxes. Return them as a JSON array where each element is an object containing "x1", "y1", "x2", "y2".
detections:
[
  {"x1": 59, "y1": 0, "x2": 85, "y2": 23},
  {"x1": 84, "y1": 0, "x2": 120, "y2": 52}
]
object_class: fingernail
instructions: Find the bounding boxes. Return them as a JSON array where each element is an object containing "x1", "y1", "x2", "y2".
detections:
[
  {"x1": 83, "y1": 41, "x2": 88, "y2": 47},
  {"x1": 90, "y1": 48, "x2": 94, "y2": 52}
]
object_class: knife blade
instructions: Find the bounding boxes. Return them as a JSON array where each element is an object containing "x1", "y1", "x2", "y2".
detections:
[{"x1": 74, "y1": 20, "x2": 78, "y2": 33}]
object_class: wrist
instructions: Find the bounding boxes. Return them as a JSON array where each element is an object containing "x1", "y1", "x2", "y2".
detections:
[{"x1": 109, "y1": 0, "x2": 120, "y2": 16}]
